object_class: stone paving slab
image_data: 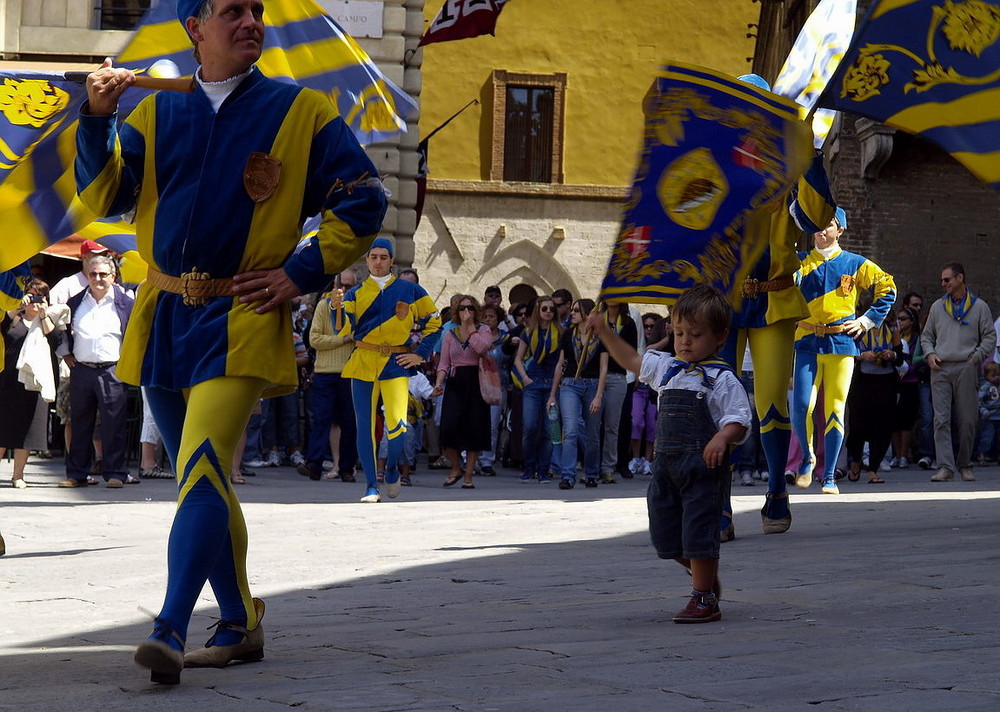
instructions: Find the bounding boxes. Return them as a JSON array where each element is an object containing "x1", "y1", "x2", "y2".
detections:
[{"x1": 2, "y1": 458, "x2": 1000, "y2": 710}]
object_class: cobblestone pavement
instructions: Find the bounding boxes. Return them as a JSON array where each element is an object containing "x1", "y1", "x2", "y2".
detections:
[{"x1": 2, "y1": 457, "x2": 999, "y2": 711}]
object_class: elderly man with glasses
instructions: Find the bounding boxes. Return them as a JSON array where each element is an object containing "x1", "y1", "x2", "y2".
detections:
[{"x1": 55, "y1": 254, "x2": 135, "y2": 488}]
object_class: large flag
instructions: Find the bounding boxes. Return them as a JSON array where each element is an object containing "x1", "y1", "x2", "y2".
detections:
[
  {"x1": 419, "y1": 0, "x2": 512, "y2": 47},
  {"x1": 0, "y1": 0, "x2": 417, "y2": 271},
  {"x1": 599, "y1": 63, "x2": 813, "y2": 306},
  {"x1": 0, "y1": 72, "x2": 97, "y2": 272},
  {"x1": 772, "y1": 0, "x2": 857, "y2": 148},
  {"x1": 817, "y1": 0, "x2": 1000, "y2": 189},
  {"x1": 119, "y1": 0, "x2": 417, "y2": 145}
]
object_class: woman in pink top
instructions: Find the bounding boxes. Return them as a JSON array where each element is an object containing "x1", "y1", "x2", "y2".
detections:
[{"x1": 433, "y1": 295, "x2": 493, "y2": 487}]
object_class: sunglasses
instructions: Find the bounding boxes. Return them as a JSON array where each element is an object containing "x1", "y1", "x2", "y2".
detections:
[
  {"x1": 89, "y1": 271, "x2": 112, "y2": 279},
  {"x1": 540, "y1": 306, "x2": 555, "y2": 313},
  {"x1": 552, "y1": 301, "x2": 566, "y2": 308},
  {"x1": 457, "y1": 304, "x2": 476, "y2": 312},
  {"x1": 571, "y1": 307, "x2": 582, "y2": 313},
  {"x1": 643, "y1": 323, "x2": 656, "y2": 329}
]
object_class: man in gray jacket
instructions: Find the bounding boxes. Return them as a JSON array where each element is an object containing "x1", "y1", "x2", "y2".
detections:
[{"x1": 921, "y1": 262, "x2": 996, "y2": 482}]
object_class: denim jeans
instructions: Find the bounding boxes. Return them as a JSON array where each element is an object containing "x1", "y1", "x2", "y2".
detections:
[
  {"x1": 521, "y1": 380, "x2": 553, "y2": 477},
  {"x1": 600, "y1": 373, "x2": 627, "y2": 474},
  {"x1": 918, "y1": 381, "x2": 935, "y2": 459},
  {"x1": 558, "y1": 378, "x2": 602, "y2": 479}
]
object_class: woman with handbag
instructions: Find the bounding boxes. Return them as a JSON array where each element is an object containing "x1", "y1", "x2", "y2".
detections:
[
  {"x1": 547, "y1": 299, "x2": 607, "y2": 489},
  {"x1": 433, "y1": 295, "x2": 493, "y2": 488}
]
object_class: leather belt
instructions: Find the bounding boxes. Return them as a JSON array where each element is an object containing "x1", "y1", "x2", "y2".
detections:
[
  {"x1": 742, "y1": 274, "x2": 795, "y2": 298},
  {"x1": 797, "y1": 321, "x2": 848, "y2": 336},
  {"x1": 355, "y1": 341, "x2": 412, "y2": 356},
  {"x1": 146, "y1": 267, "x2": 235, "y2": 307},
  {"x1": 78, "y1": 361, "x2": 116, "y2": 369}
]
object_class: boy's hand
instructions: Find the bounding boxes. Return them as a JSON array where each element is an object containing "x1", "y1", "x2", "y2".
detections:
[{"x1": 702, "y1": 432, "x2": 729, "y2": 469}]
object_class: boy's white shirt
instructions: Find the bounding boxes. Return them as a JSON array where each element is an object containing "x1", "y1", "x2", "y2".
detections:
[
  {"x1": 638, "y1": 350, "x2": 752, "y2": 445},
  {"x1": 408, "y1": 371, "x2": 434, "y2": 399}
]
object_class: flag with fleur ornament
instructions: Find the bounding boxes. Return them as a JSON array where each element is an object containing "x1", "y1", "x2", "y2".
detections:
[
  {"x1": 599, "y1": 63, "x2": 813, "y2": 306},
  {"x1": 0, "y1": 72, "x2": 97, "y2": 272},
  {"x1": 817, "y1": 0, "x2": 1000, "y2": 189}
]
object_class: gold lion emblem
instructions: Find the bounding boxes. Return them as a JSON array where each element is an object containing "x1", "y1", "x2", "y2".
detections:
[
  {"x1": 658, "y1": 148, "x2": 729, "y2": 231},
  {"x1": 0, "y1": 79, "x2": 70, "y2": 128}
]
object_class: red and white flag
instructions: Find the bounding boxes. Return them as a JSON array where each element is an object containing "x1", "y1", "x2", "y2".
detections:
[{"x1": 419, "y1": 0, "x2": 512, "y2": 47}]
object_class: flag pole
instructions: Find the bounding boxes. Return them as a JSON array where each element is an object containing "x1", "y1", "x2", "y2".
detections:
[{"x1": 63, "y1": 72, "x2": 196, "y2": 93}]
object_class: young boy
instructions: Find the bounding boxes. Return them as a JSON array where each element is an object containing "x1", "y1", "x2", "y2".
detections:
[
  {"x1": 588, "y1": 284, "x2": 751, "y2": 623},
  {"x1": 976, "y1": 362, "x2": 1000, "y2": 463}
]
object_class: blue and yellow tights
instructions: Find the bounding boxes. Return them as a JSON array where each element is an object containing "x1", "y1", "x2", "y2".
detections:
[
  {"x1": 723, "y1": 321, "x2": 796, "y2": 521},
  {"x1": 792, "y1": 352, "x2": 854, "y2": 485},
  {"x1": 352, "y1": 377, "x2": 409, "y2": 489},
  {"x1": 145, "y1": 377, "x2": 265, "y2": 651}
]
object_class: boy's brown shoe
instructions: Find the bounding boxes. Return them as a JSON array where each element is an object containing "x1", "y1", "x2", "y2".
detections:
[{"x1": 672, "y1": 592, "x2": 721, "y2": 624}]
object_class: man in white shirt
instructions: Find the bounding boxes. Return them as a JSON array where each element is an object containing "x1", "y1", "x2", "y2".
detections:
[{"x1": 55, "y1": 254, "x2": 135, "y2": 487}]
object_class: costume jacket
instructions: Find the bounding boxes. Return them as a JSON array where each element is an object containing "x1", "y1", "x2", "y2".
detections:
[
  {"x1": 794, "y1": 247, "x2": 896, "y2": 355},
  {"x1": 733, "y1": 153, "x2": 836, "y2": 329},
  {"x1": 340, "y1": 275, "x2": 441, "y2": 381},
  {"x1": 74, "y1": 68, "x2": 387, "y2": 395}
]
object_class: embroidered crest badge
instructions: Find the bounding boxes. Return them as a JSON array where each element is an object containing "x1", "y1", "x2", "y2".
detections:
[
  {"x1": 395, "y1": 301, "x2": 409, "y2": 320},
  {"x1": 839, "y1": 274, "x2": 856, "y2": 296},
  {"x1": 243, "y1": 152, "x2": 281, "y2": 202}
]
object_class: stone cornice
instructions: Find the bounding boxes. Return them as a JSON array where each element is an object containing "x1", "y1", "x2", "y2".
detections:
[{"x1": 426, "y1": 179, "x2": 628, "y2": 202}]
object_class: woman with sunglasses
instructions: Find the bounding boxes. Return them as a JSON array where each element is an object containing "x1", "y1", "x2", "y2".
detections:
[
  {"x1": 433, "y1": 295, "x2": 492, "y2": 488},
  {"x1": 547, "y1": 299, "x2": 607, "y2": 488},
  {"x1": 513, "y1": 296, "x2": 563, "y2": 482},
  {"x1": 891, "y1": 306, "x2": 922, "y2": 468}
]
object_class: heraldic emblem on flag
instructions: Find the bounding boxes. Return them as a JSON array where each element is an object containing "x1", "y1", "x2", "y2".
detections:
[
  {"x1": 599, "y1": 63, "x2": 812, "y2": 306},
  {"x1": 818, "y1": 0, "x2": 1000, "y2": 189}
]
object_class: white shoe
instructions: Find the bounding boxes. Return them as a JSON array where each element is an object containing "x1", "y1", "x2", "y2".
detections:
[
  {"x1": 642, "y1": 459, "x2": 652, "y2": 476},
  {"x1": 739, "y1": 470, "x2": 755, "y2": 486},
  {"x1": 244, "y1": 458, "x2": 267, "y2": 468},
  {"x1": 880, "y1": 457, "x2": 893, "y2": 472},
  {"x1": 322, "y1": 460, "x2": 335, "y2": 472},
  {"x1": 265, "y1": 451, "x2": 281, "y2": 467},
  {"x1": 897, "y1": 457, "x2": 909, "y2": 469},
  {"x1": 385, "y1": 480, "x2": 401, "y2": 498},
  {"x1": 628, "y1": 457, "x2": 643, "y2": 475},
  {"x1": 289, "y1": 451, "x2": 305, "y2": 467}
]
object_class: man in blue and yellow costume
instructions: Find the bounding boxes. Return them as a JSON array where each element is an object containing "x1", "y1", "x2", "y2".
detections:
[
  {"x1": 73, "y1": 0, "x2": 387, "y2": 684},
  {"x1": 338, "y1": 238, "x2": 441, "y2": 503},
  {"x1": 721, "y1": 74, "x2": 836, "y2": 537},
  {"x1": 792, "y1": 208, "x2": 896, "y2": 495}
]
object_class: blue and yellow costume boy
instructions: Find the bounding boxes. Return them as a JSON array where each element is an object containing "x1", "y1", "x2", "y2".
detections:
[
  {"x1": 720, "y1": 73, "x2": 837, "y2": 536},
  {"x1": 791, "y1": 208, "x2": 896, "y2": 493},
  {"x1": 74, "y1": 0, "x2": 387, "y2": 684},
  {"x1": 340, "y1": 238, "x2": 441, "y2": 502}
]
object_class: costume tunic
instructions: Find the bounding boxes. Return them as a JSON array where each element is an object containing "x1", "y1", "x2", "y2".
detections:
[
  {"x1": 340, "y1": 275, "x2": 442, "y2": 380},
  {"x1": 75, "y1": 68, "x2": 386, "y2": 395}
]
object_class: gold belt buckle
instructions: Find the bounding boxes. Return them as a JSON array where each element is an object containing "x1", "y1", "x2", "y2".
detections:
[
  {"x1": 378, "y1": 343, "x2": 392, "y2": 356},
  {"x1": 180, "y1": 267, "x2": 211, "y2": 307},
  {"x1": 743, "y1": 277, "x2": 759, "y2": 299}
]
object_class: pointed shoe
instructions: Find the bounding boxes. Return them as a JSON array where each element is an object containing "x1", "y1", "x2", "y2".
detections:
[
  {"x1": 134, "y1": 619, "x2": 186, "y2": 684},
  {"x1": 761, "y1": 491, "x2": 791, "y2": 535},
  {"x1": 185, "y1": 598, "x2": 265, "y2": 669}
]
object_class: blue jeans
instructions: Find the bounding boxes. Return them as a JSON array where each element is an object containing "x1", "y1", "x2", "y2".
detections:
[
  {"x1": 558, "y1": 378, "x2": 602, "y2": 479},
  {"x1": 918, "y1": 381, "x2": 935, "y2": 460},
  {"x1": 600, "y1": 373, "x2": 627, "y2": 475},
  {"x1": 521, "y1": 380, "x2": 553, "y2": 477}
]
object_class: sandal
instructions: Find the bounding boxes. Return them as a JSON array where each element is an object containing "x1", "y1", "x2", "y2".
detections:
[
  {"x1": 868, "y1": 475, "x2": 885, "y2": 484},
  {"x1": 847, "y1": 463, "x2": 861, "y2": 482},
  {"x1": 443, "y1": 473, "x2": 462, "y2": 487},
  {"x1": 230, "y1": 472, "x2": 246, "y2": 485}
]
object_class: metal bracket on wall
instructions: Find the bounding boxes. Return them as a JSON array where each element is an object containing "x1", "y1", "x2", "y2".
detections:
[{"x1": 856, "y1": 118, "x2": 896, "y2": 180}]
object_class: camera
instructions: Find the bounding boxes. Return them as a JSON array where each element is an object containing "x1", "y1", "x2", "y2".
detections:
[{"x1": 30, "y1": 294, "x2": 45, "y2": 304}]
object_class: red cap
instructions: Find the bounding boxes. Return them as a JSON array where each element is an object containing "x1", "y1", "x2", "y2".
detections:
[{"x1": 80, "y1": 240, "x2": 110, "y2": 257}]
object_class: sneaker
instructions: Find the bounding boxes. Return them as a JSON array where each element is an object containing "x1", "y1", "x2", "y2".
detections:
[
  {"x1": 642, "y1": 459, "x2": 652, "y2": 476},
  {"x1": 918, "y1": 456, "x2": 933, "y2": 470},
  {"x1": 897, "y1": 456, "x2": 910, "y2": 469},
  {"x1": 479, "y1": 465, "x2": 496, "y2": 477},
  {"x1": 739, "y1": 469, "x2": 755, "y2": 487},
  {"x1": 930, "y1": 468, "x2": 954, "y2": 482},
  {"x1": 289, "y1": 451, "x2": 305, "y2": 467},
  {"x1": 600, "y1": 472, "x2": 617, "y2": 484},
  {"x1": 672, "y1": 592, "x2": 721, "y2": 624},
  {"x1": 756, "y1": 470, "x2": 768, "y2": 481},
  {"x1": 584, "y1": 477, "x2": 599, "y2": 488},
  {"x1": 880, "y1": 456, "x2": 893, "y2": 472},
  {"x1": 558, "y1": 476, "x2": 575, "y2": 490},
  {"x1": 821, "y1": 479, "x2": 839, "y2": 494},
  {"x1": 339, "y1": 470, "x2": 356, "y2": 483},
  {"x1": 322, "y1": 460, "x2": 335, "y2": 472},
  {"x1": 628, "y1": 457, "x2": 643, "y2": 475},
  {"x1": 140, "y1": 465, "x2": 173, "y2": 479},
  {"x1": 244, "y1": 458, "x2": 267, "y2": 469},
  {"x1": 519, "y1": 473, "x2": 536, "y2": 483},
  {"x1": 960, "y1": 466, "x2": 976, "y2": 482},
  {"x1": 359, "y1": 486, "x2": 381, "y2": 503},
  {"x1": 429, "y1": 456, "x2": 451, "y2": 470},
  {"x1": 784, "y1": 470, "x2": 796, "y2": 485},
  {"x1": 265, "y1": 451, "x2": 281, "y2": 467},
  {"x1": 537, "y1": 473, "x2": 553, "y2": 484}
]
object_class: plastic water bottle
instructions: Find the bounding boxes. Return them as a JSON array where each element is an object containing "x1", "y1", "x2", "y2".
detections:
[{"x1": 547, "y1": 403, "x2": 561, "y2": 445}]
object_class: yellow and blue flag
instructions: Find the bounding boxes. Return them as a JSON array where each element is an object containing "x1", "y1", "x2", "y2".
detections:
[
  {"x1": 817, "y1": 0, "x2": 1000, "y2": 189},
  {"x1": 773, "y1": 0, "x2": 857, "y2": 148},
  {"x1": 599, "y1": 62, "x2": 813, "y2": 306},
  {"x1": 118, "y1": 0, "x2": 417, "y2": 145}
]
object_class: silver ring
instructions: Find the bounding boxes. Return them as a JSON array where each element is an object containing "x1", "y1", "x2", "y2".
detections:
[{"x1": 265, "y1": 286, "x2": 270, "y2": 294}]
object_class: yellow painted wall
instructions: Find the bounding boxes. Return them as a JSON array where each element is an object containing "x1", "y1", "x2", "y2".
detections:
[{"x1": 419, "y1": 0, "x2": 758, "y2": 186}]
